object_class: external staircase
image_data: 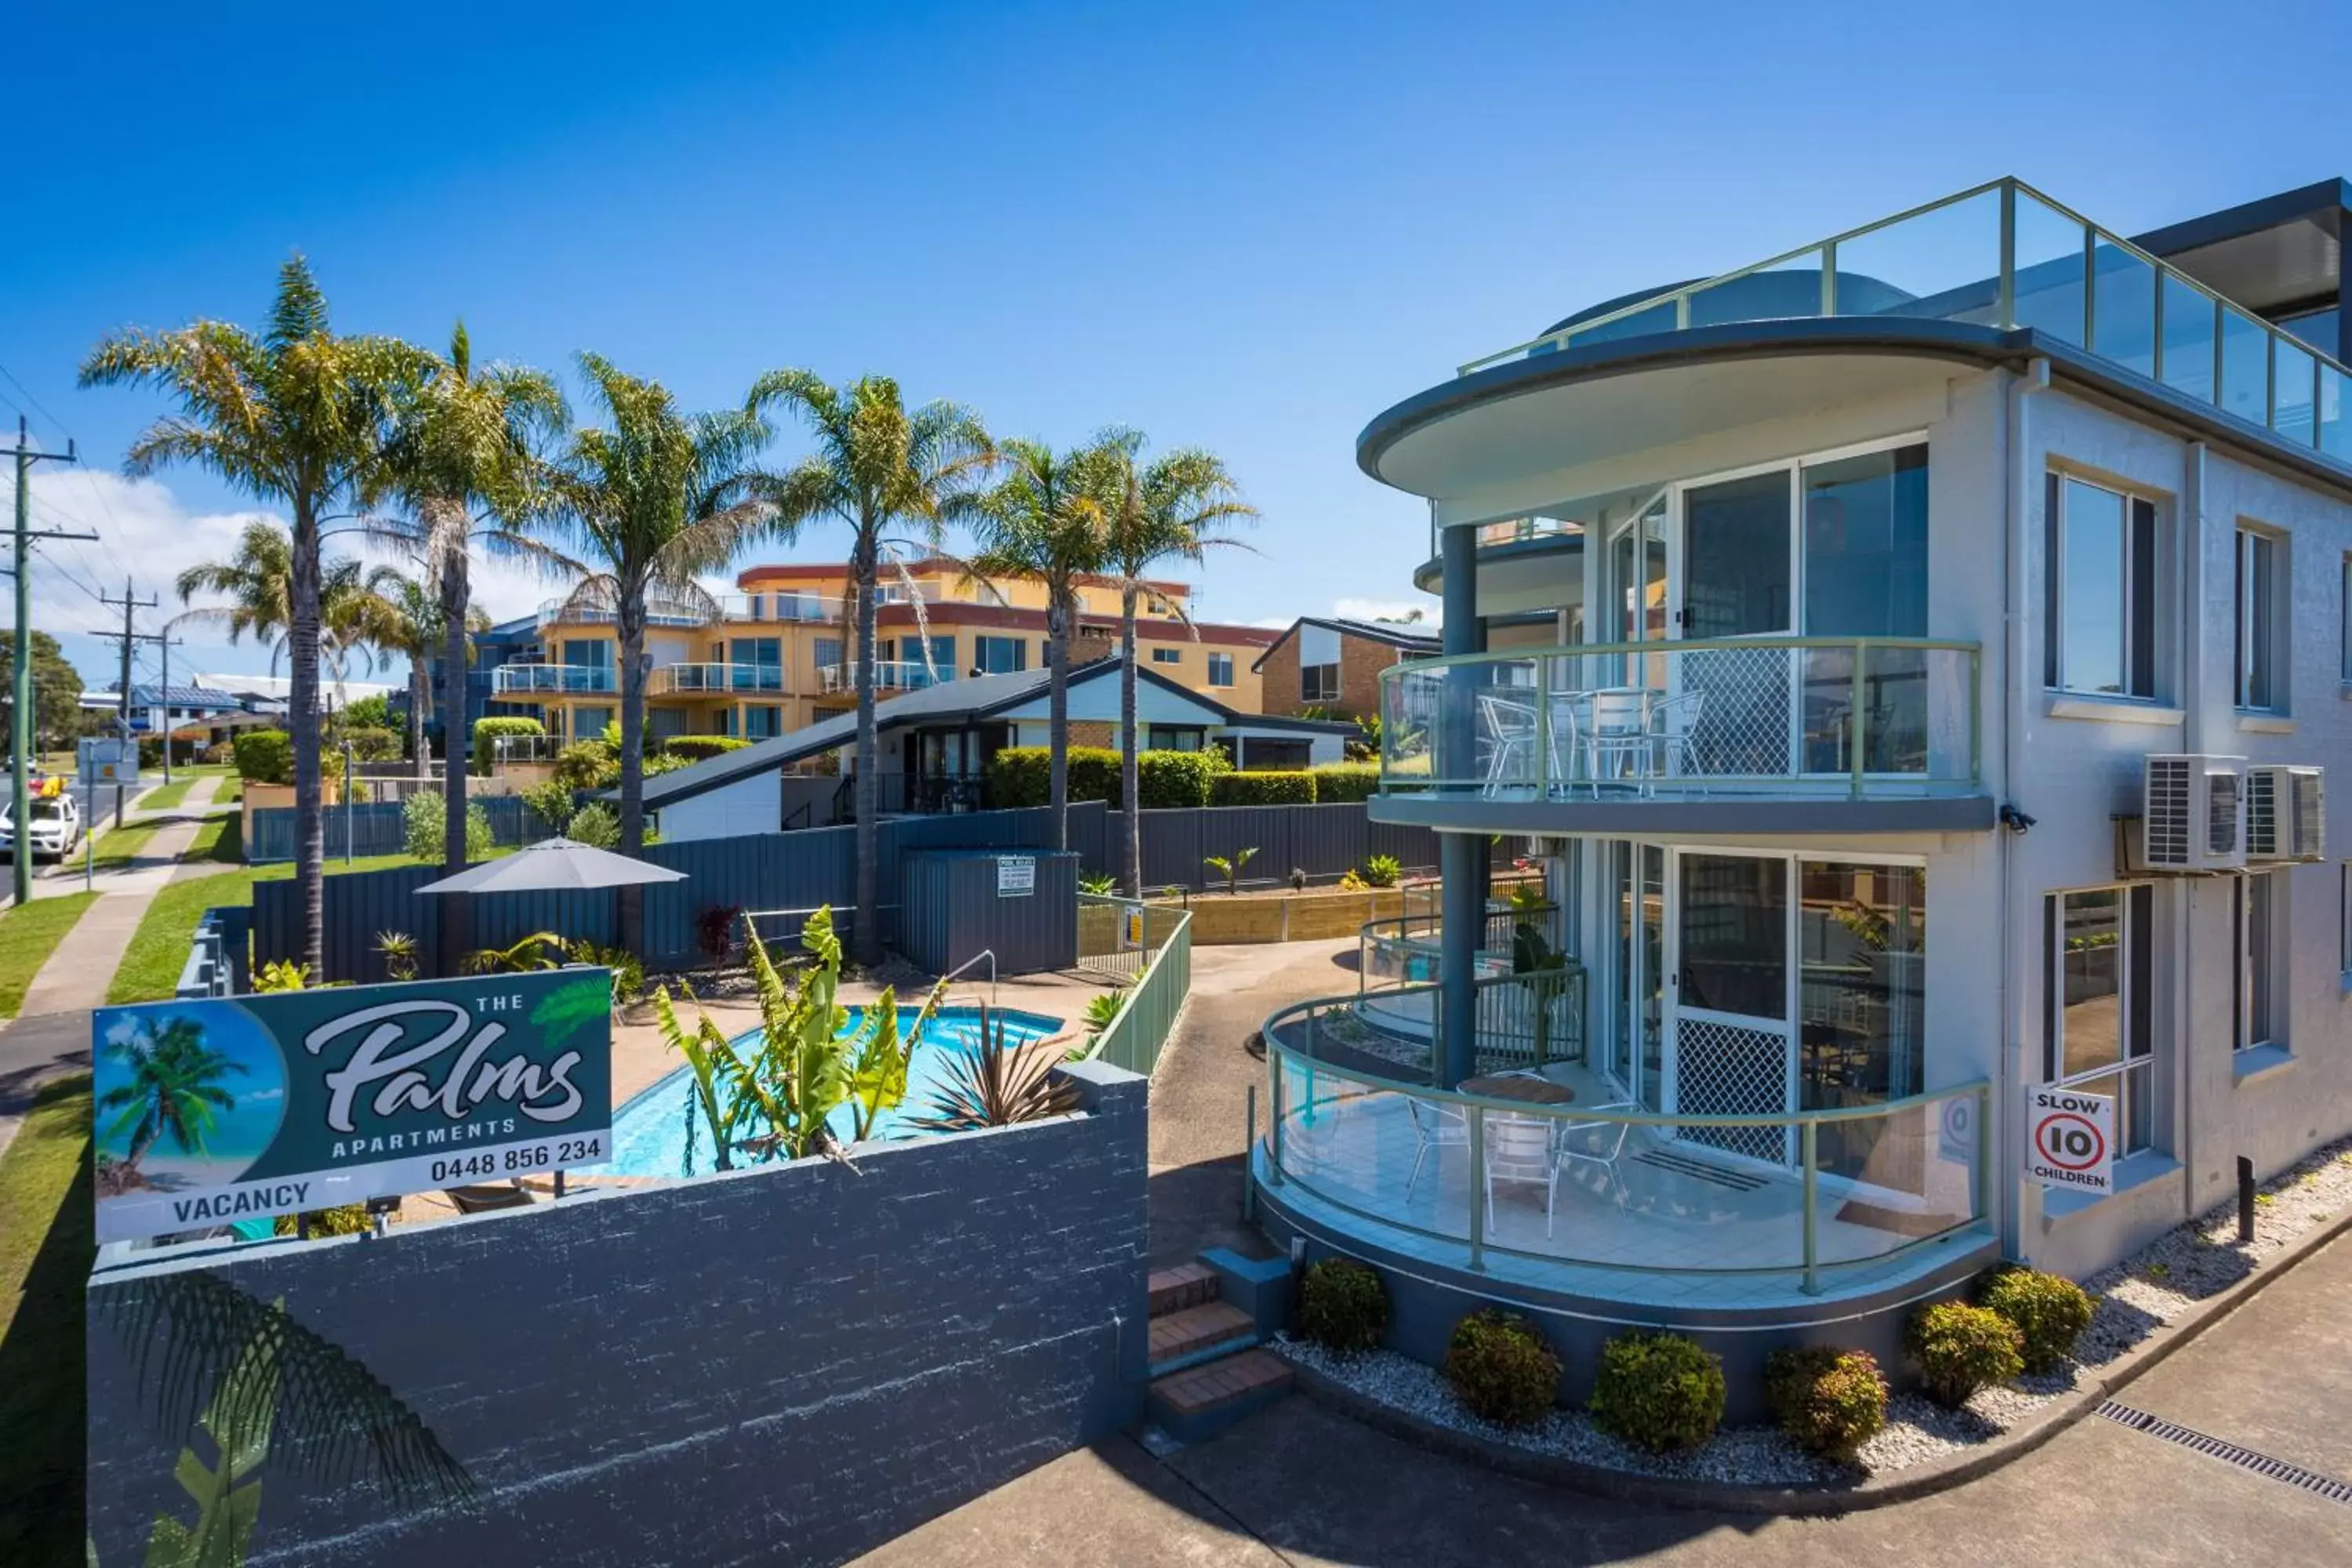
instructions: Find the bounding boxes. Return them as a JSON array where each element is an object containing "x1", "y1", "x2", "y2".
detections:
[{"x1": 1142, "y1": 1252, "x2": 1294, "y2": 1443}]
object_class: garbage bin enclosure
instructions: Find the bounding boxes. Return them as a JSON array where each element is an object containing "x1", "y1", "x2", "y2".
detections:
[{"x1": 898, "y1": 848, "x2": 1078, "y2": 975}]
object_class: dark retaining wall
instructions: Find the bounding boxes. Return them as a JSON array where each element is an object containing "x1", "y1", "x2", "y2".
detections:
[{"x1": 85, "y1": 1060, "x2": 1149, "y2": 1568}]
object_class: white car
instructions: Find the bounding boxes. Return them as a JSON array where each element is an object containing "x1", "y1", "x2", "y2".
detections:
[{"x1": 1, "y1": 788, "x2": 83, "y2": 862}]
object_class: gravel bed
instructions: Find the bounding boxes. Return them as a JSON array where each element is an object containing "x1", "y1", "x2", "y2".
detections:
[{"x1": 1282, "y1": 1128, "x2": 2352, "y2": 1485}]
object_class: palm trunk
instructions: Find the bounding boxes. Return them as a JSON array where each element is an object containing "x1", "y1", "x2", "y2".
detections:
[
  {"x1": 440, "y1": 537, "x2": 470, "y2": 873},
  {"x1": 408, "y1": 662, "x2": 428, "y2": 775},
  {"x1": 1047, "y1": 584, "x2": 1069, "y2": 851},
  {"x1": 617, "y1": 584, "x2": 648, "y2": 956},
  {"x1": 1120, "y1": 584, "x2": 1141, "y2": 897},
  {"x1": 851, "y1": 527, "x2": 881, "y2": 965},
  {"x1": 289, "y1": 497, "x2": 325, "y2": 978}
]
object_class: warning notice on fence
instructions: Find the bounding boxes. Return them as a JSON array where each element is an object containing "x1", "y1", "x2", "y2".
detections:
[{"x1": 2024, "y1": 1084, "x2": 2115, "y2": 1196}]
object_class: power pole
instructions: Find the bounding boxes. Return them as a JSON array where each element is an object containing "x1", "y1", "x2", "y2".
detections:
[
  {"x1": 93, "y1": 579, "x2": 163, "y2": 829},
  {"x1": 9, "y1": 416, "x2": 90, "y2": 909}
]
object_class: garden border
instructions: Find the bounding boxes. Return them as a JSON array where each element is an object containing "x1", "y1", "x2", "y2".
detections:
[{"x1": 1282, "y1": 1203, "x2": 2352, "y2": 1515}]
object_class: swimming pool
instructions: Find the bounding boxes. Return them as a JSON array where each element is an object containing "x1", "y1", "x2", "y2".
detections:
[{"x1": 586, "y1": 1005, "x2": 1068, "y2": 1178}]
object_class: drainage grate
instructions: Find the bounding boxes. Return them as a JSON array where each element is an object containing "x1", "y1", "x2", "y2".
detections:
[
  {"x1": 1632, "y1": 1148, "x2": 1767, "y2": 1192},
  {"x1": 2097, "y1": 1401, "x2": 2352, "y2": 1505}
]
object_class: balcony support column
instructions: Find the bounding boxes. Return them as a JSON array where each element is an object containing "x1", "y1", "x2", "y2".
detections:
[{"x1": 1439, "y1": 523, "x2": 1483, "y2": 1089}]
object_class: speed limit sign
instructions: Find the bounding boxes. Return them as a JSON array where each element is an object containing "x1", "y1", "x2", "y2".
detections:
[{"x1": 2024, "y1": 1085, "x2": 2115, "y2": 1196}]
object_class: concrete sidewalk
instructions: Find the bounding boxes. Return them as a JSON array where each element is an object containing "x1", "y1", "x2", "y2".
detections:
[{"x1": 27, "y1": 772, "x2": 226, "y2": 900}]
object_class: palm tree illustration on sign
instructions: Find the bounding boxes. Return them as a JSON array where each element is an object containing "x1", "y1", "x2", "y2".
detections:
[{"x1": 97, "y1": 1018, "x2": 248, "y2": 1193}]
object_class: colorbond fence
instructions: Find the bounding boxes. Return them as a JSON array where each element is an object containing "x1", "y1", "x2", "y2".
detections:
[
  {"x1": 248, "y1": 794, "x2": 551, "y2": 863},
  {"x1": 253, "y1": 800, "x2": 1457, "y2": 982}
]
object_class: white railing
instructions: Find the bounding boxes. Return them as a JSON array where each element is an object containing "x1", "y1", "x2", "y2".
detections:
[
  {"x1": 491, "y1": 663, "x2": 615, "y2": 695},
  {"x1": 645, "y1": 662, "x2": 787, "y2": 696},
  {"x1": 817, "y1": 661, "x2": 952, "y2": 695}
]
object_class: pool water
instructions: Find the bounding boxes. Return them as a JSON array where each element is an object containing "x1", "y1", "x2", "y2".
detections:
[{"x1": 586, "y1": 1005, "x2": 1066, "y2": 1178}]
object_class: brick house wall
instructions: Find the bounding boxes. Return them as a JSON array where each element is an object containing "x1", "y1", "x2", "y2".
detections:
[{"x1": 1257, "y1": 628, "x2": 1428, "y2": 721}]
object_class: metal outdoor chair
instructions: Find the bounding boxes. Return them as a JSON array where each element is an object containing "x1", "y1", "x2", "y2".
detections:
[
  {"x1": 1552, "y1": 1100, "x2": 1639, "y2": 1209},
  {"x1": 1483, "y1": 1109, "x2": 1566, "y2": 1239},
  {"x1": 1404, "y1": 1097, "x2": 1468, "y2": 1200},
  {"x1": 1584, "y1": 689, "x2": 1653, "y2": 794},
  {"x1": 1476, "y1": 694, "x2": 1537, "y2": 798},
  {"x1": 1649, "y1": 692, "x2": 1706, "y2": 792}
]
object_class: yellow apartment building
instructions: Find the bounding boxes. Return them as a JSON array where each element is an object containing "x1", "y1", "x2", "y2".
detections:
[{"x1": 484, "y1": 557, "x2": 1275, "y2": 743}]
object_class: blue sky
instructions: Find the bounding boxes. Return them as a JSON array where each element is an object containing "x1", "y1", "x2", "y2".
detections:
[{"x1": 3, "y1": 0, "x2": 2347, "y2": 688}]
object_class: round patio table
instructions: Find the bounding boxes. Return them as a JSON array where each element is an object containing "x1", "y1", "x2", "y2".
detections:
[{"x1": 1458, "y1": 1074, "x2": 1574, "y2": 1105}]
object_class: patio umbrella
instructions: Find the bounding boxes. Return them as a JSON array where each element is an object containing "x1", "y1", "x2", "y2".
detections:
[
  {"x1": 412, "y1": 837, "x2": 688, "y2": 979},
  {"x1": 411, "y1": 837, "x2": 689, "y2": 895}
]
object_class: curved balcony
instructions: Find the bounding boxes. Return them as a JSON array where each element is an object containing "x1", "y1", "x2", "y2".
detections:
[
  {"x1": 646, "y1": 662, "x2": 786, "y2": 697},
  {"x1": 1367, "y1": 178, "x2": 2351, "y2": 506},
  {"x1": 817, "y1": 661, "x2": 952, "y2": 695},
  {"x1": 491, "y1": 663, "x2": 615, "y2": 696},
  {"x1": 1374, "y1": 637, "x2": 1991, "y2": 834},
  {"x1": 1255, "y1": 982, "x2": 1992, "y2": 1301}
]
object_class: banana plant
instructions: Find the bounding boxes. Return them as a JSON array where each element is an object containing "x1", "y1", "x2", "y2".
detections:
[
  {"x1": 1202, "y1": 845, "x2": 1258, "y2": 896},
  {"x1": 652, "y1": 985, "x2": 757, "y2": 1172}
]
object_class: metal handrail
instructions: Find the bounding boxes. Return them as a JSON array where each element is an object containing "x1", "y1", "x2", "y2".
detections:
[
  {"x1": 1259, "y1": 985, "x2": 1991, "y2": 1290},
  {"x1": 938, "y1": 946, "x2": 1000, "y2": 1012}
]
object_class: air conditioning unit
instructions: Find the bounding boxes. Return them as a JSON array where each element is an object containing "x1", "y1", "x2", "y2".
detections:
[
  {"x1": 2141, "y1": 754, "x2": 2247, "y2": 873},
  {"x1": 2247, "y1": 764, "x2": 2325, "y2": 862}
]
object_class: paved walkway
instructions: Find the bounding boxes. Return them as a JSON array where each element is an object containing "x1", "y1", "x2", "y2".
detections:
[
  {"x1": 29, "y1": 773, "x2": 227, "y2": 900},
  {"x1": 865, "y1": 1227, "x2": 2352, "y2": 1566}
]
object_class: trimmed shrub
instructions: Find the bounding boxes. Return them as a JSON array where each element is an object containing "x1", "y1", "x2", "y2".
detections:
[
  {"x1": 1763, "y1": 1347, "x2": 1889, "y2": 1462},
  {"x1": 1443, "y1": 1309, "x2": 1561, "y2": 1427},
  {"x1": 1298, "y1": 1258, "x2": 1388, "y2": 1354},
  {"x1": 1906, "y1": 1301, "x2": 2024, "y2": 1408},
  {"x1": 1135, "y1": 747, "x2": 1230, "y2": 808},
  {"x1": 662, "y1": 735, "x2": 751, "y2": 761},
  {"x1": 1977, "y1": 1267, "x2": 2096, "y2": 1374},
  {"x1": 1587, "y1": 1330, "x2": 1725, "y2": 1452},
  {"x1": 232, "y1": 729, "x2": 293, "y2": 785},
  {"x1": 1308, "y1": 761, "x2": 1379, "y2": 804},
  {"x1": 474, "y1": 715, "x2": 546, "y2": 744},
  {"x1": 1211, "y1": 769, "x2": 1316, "y2": 806},
  {"x1": 641, "y1": 752, "x2": 693, "y2": 778},
  {"x1": 985, "y1": 745, "x2": 1123, "y2": 808}
]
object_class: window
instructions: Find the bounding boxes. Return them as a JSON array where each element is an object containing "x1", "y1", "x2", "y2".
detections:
[
  {"x1": 730, "y1": 637, "x2": 782, "y2": 691},
  {"x1": 1147, "y1": 725, "x2": 1203, "y2": 751},
  {"x1": 974, "y1": 635, "x2": 1026, "y2": 675},
  {"x1": 1241, "y1": 736, "x2": 1310, "y2": 769},
  {"x1": 814, "y1": 637, "x2": 844, "y2": 673},
  {"x1": 1299, "y1": 624, "x2": 1341, "y2": 703},
  {"x1": 574, "y1": 706, "x2": 614, "y2": 740},
  {"x1": 744, "y1": 706, "x2": 780, "y2": 739},
  {"x1": 2045, "y1": 886, "x2": 2156, "y2": 1154},
  {"x1": 1152, "y1": 647, "x2": 1181, "y2": 666},
  {"x1": 1207, "y1": 652, "x2": 1235, "y2": 687},
  {"x1": 2045, "y1": 475, "x2": 2158, "y2": 699},
  {"x1": 2234, "y1": 528, "x2": 2281, "y2": 710},
  {"x1": 2234, "y1": 871, "x2": 2281, "y2": 1053}
]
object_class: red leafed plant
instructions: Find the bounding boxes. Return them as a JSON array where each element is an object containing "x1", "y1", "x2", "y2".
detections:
[{"x1": 696, "y1": 904, "x2": 744, "y2": 963}]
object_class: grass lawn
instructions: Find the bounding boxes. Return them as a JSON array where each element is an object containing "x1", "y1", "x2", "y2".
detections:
[
  {"x1": 135, "y1": 775, "x2": 199, "y2": 813},
  {"x1": 0, "y1": 1074, "x2": 94, "y2": 1568},
  {"x1": 84, "y1": 819, "x2": 162, "y2": 873},
  {"x1": 217, "y1": 773, "x2": 244, "y2": 805},
  {"x1": 104, "y1": 844, "x2": 521, "y2": 1004},
  {"x1": 0, "y1": 893, "x2": 99, "y2": 1018}
]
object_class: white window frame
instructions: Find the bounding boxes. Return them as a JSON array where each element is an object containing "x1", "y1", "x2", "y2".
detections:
[
  {"x1": 1301, "y1": 662, "x2": 1339, "y2": 702},
  {"x1": 2234, "y1": 869, "x2": 2284, "y2": 1053},
  {"x1": 2234, "y1": 524, "x2": 2285, "y2": 712},
  {"x1": 2044, "y1": 883, "x2": 2158, "y2": 1156},
  {"x1": 1207, "y1": 652, "x2": 1235, "y2": 688}
]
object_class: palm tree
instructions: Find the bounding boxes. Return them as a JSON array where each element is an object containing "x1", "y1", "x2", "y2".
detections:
[
  {"x1": 84, "y1": 259, "x2": 426, "y2": 976},
  {"x1": 969, "y1": 437, "x2": 1111, "y2": 851},
  {"x1": 1084, "y1": 433, "x2": 1258, "y2": 895},
  {"x1": 751, "y1": 372, "x2": 995, "y2": 964},
  {"x1": 544, "y1": 355, "x2": 782, "y2": 920},
  {"x1": 174, "y1": 527, "x2": 389, "y2": 698},
  {"x1": 372, "y1": 324, "x2": 571, "y2": 890},
  {"x1": 96, "y1": 1016, "x2": 245, "y2": 1174},
  {"x1": 339, "y1": 568, "x2": 490, "y2": 768}
]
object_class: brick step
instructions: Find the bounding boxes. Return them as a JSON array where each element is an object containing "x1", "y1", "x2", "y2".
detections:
[
  {"x1": 1148, "y1": 1261, "x2": 1221, "y2": 1317},
  {"x1": 1147, "y1": 1301, "x2": 1255, "y2": 1374},
  {"x1": 1147, "y1": 1348, "x2": 1294, "y2": 1443}
]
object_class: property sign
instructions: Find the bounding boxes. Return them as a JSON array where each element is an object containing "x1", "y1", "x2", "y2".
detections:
[
  {"x1": 1123, "y1": 909, "x2": 1145, "y2": 949},
  {"x1": 2024, "y1": 1084, "x2": 2114, "y2": 1196},
  {"x1": 996, "y1": 855, "x2": 1036, "y2": 898},
  {"x1": 78, "y1": 736, "x2": 138, "y2": 786},
  {"x1": 91, "y1": 969, "x2": 613, "y2": 1243}
]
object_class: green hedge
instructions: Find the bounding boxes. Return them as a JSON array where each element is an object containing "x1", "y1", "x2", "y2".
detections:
[
  {"x1": 474, "y1": 716, "x2": 545, "y2": 746},
  {"x1": 1308, "y1": 761, "x2": 1379, "y2": 804},
  {"x1": 662, "y1": 735, "x2": 752, "y2": 761},
  {"x1": 1136, "y1": 748, "x2": 1230, "y2": 808},
  {"x1": 232, "y1": 730, "x2": 292, "y2": 785},
  {"x1": 1211, "y1": 769, "x2": 1316, "y2": 806},
  {"x1": 339, "y1": 725, "x2": 404, "y2": 763}
]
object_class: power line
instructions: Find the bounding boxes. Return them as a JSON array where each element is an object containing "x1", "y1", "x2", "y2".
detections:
[{"x1": 10, "y1": 417, "x2": 93, "y2": 907}]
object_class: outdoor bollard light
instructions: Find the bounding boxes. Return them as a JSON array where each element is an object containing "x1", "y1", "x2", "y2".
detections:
[{"x1": 2238, "y1": 1156, "x2": 2256, "y2": 1243}]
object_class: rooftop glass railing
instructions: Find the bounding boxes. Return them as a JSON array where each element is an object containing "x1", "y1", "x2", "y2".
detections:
[
  {"x1": 1378, "y1": 637, "x2": 1981, "y2": 800},
  {"x1": 1459, "y1": 178, "x2": 2351, "y2": 467}
]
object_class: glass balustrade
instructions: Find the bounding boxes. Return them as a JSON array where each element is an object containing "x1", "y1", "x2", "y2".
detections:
[
  {"x1": 1260, "y1": 985, "x2": 1988, "y2": 1287},
  {"x1": 817, "y1": 661, "x2": 953, "y2": 694},
  {"x1": 488, "y1": 663, "x2": 615, "y2": 695},
  {"x1": 1379, "y1": 637, "x2": 1979, "y2": 801},
  {"x1": 1451, "y1": 178, "x2": 2352, "y2": 470}
]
